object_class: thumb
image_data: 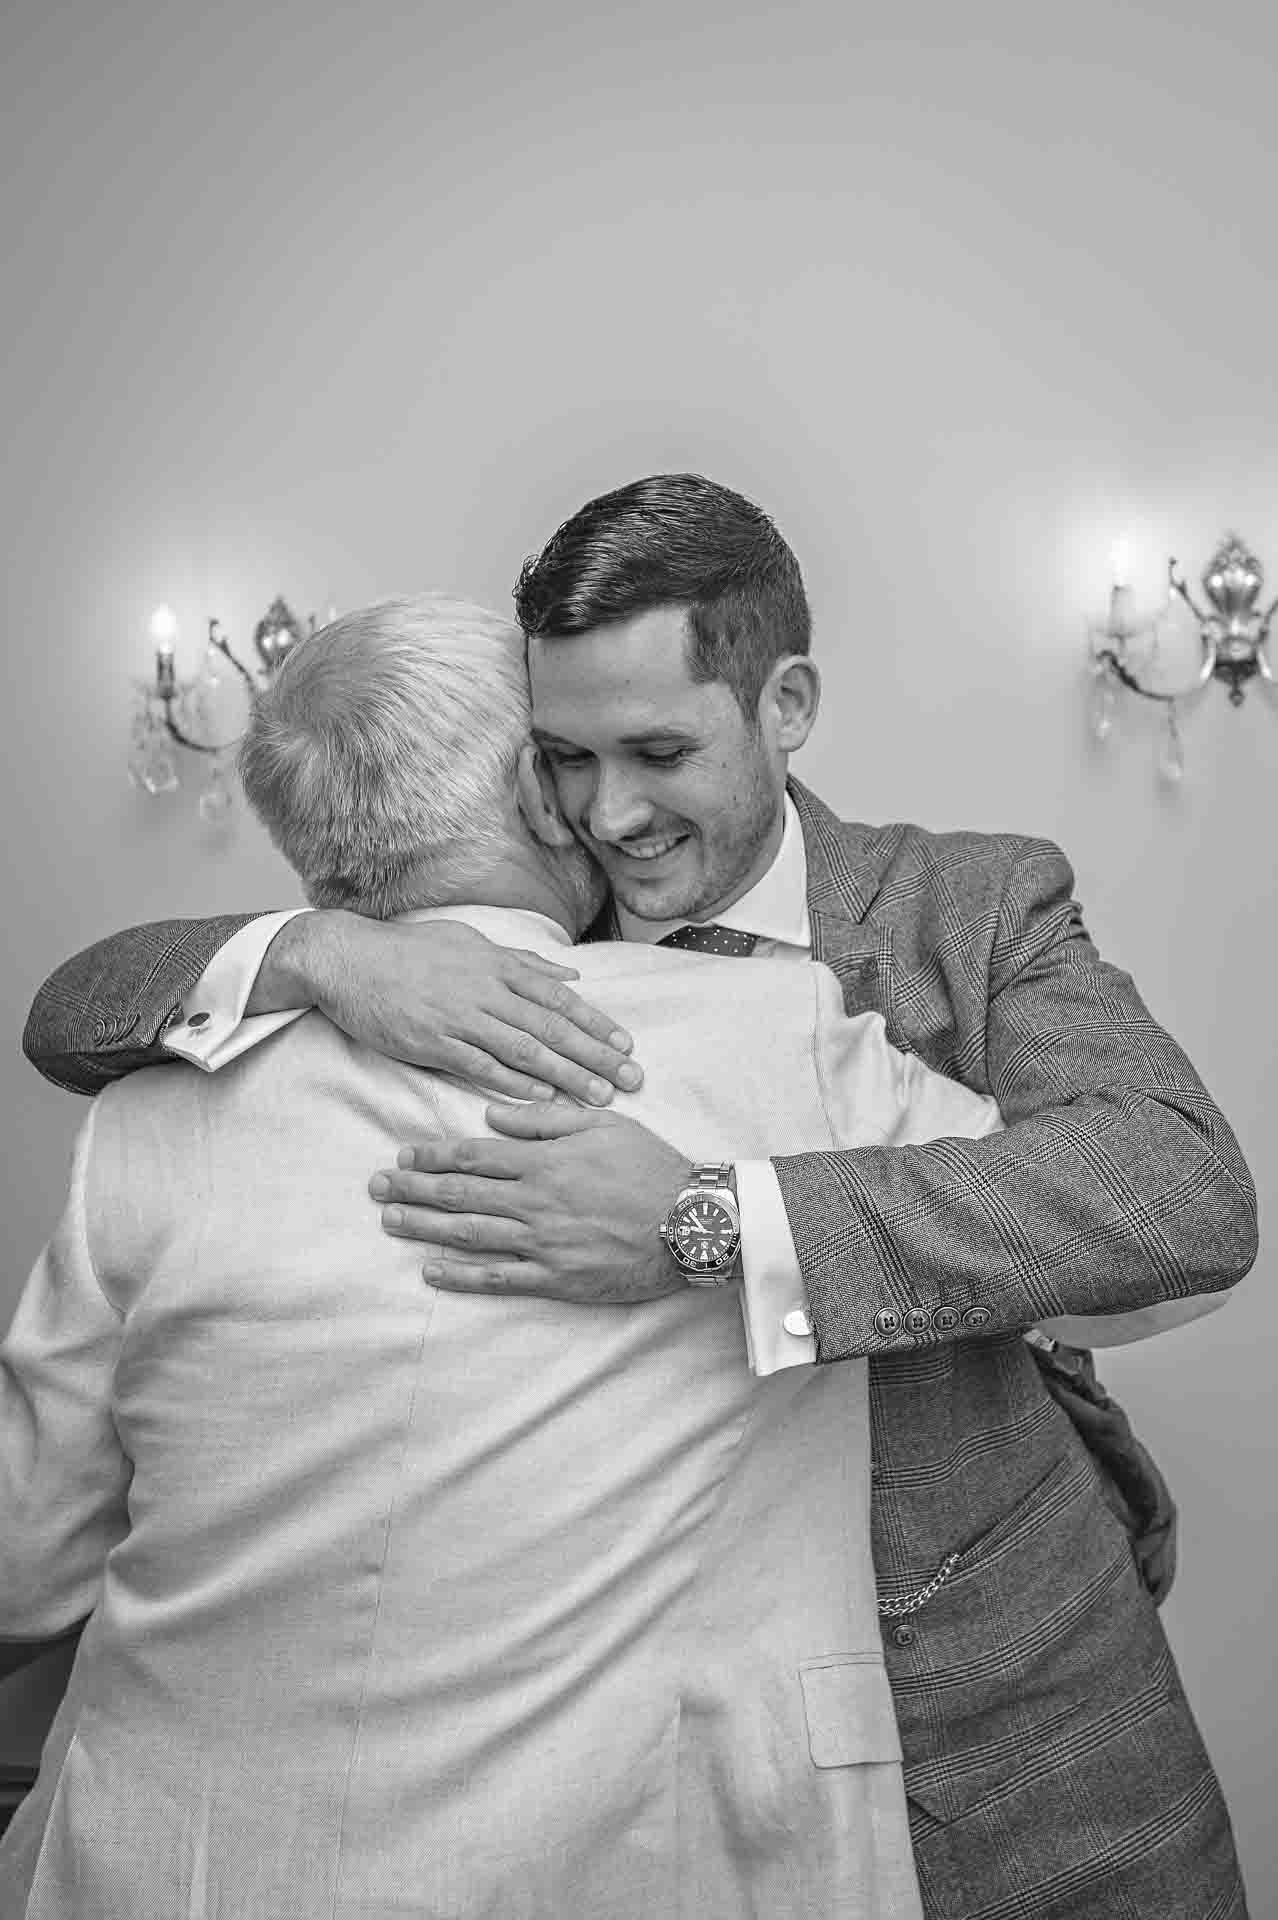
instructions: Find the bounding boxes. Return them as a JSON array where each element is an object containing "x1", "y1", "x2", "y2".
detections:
[{"x1": 485, "y1": 1097, "x2": 603, "y2": 1140}]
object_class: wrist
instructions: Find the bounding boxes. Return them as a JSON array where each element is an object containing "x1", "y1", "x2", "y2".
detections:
[
  {"x1": 247, "y1": 909, "x2": 352, "y2": 1017},
  {"x1": 659, "y1": 1162, "x2": 741, "y2": 1285}
]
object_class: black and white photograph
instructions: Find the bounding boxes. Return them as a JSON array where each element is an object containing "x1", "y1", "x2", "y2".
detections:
[{"x1": 1, "y1": 2, "x2": 1273, "y2": 1914}]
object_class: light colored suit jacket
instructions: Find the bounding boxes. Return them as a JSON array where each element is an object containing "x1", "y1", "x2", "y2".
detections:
[{"x1": 2, "y1": 907, "x2": 1016, "y2": 1920}]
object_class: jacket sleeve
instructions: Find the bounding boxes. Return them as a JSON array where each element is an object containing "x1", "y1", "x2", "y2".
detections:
[
  {"x1": 0, "y1": 1106, "x2": 128, "y2": 1636},
  {"x1": 773, "y1": 841, "x2": 1259, "y2": 1362},
  {"x1": 22, "y1": 914, "x2": 268, "y2": 1095}
]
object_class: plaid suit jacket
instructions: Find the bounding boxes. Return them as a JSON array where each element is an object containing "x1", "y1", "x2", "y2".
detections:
[
  {"x1": 21, "y1": 782, "x2": 1256, "y2": 1916},
  {"x1": 771, "y1": 780, "x2": 1253, "y2": 1917}
]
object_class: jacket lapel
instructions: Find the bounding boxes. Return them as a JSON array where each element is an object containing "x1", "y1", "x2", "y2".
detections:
[{"x1": 789, "y1": 778, "x2": 895, "y2": 1014}]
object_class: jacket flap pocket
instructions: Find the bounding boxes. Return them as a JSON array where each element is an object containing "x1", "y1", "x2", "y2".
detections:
[{"x1": 798, "y1": 1653, "x2": 902, "y2": 1768}]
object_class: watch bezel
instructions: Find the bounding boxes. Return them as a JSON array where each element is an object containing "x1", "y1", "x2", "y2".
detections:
[{"x1": 662, "y1": 1186, "x2": 742, "y2": 1283}]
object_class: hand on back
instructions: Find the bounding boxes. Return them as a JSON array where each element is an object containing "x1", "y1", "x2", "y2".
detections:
[{"x1": 308, "y1": 914, "x2": 643, "y2": 1106}]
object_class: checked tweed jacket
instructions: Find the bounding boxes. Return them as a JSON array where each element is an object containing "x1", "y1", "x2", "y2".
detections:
[{"x1": 20, "y1": 777, "x2": 1258, "y2": 1919}]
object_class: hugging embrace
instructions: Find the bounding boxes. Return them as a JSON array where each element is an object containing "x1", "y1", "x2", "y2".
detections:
[{"x1": 3, "y1": 474, "x2": 1256, "y2": 1918}]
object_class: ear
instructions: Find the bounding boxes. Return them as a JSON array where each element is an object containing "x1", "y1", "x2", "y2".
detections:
[
  {"x1": 515, "y1": 741, "x2": 576, "y2": 849},
  {"x1": 758, "y1": 656, "x2": 821, "y2": 753}
]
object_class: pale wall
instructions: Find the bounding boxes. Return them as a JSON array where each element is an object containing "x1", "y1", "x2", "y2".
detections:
[{"x1": 1, "y1": 0, "x2": 1274, "y2": 1905}]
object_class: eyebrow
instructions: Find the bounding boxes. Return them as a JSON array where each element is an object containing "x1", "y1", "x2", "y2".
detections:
[{"x1": 533, "y1": 726, "x2": 700, "y2": 749}]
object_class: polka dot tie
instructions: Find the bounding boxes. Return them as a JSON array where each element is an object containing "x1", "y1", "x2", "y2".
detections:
[{"x1": 658, "y1": 923, "x2": 759, "y2": 957}]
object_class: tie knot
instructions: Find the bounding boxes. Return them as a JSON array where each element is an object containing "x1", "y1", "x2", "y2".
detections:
[{"x1": 658, "y1": 923, "x2": 759, "y2": 957}]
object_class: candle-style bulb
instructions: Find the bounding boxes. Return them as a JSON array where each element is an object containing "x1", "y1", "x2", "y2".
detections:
[
  {"x1": 150, "y1": 604, "x2": 179, "y2": 697},
  {"x1": 1110, "y1": 541, "x2": 1132, "y2": 589},
  {"x1": 150, "y1": 604, "x2": 178, "y2": 653}
]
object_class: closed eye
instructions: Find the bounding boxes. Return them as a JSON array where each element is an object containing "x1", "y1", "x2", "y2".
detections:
[{"x1": 639, "y1": 749, "x2": 690, "y2": 767}]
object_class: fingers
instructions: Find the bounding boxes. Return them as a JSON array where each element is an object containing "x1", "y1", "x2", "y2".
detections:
[
  {"x1": 510, "y1": 948, "x2": 581, "y2": 983},
  {"x1": 484, "y1": 1098, "x2": 603, "y2": 1140},
  {"x1": 424, "y1": 1037, "x2": 558, "y2": 1105},
  {"x1": 504, "y1": 959, "x2": 632, "y2": 1051},
  {"x1": 476, "y1": 1013, "x2": 638, "y2": 1108},
  {"x1": 380, "y1": 1204, "x2": 532, "y2": 1255},
  {"x1": 439, "y1": 1023, "x2": 619, "y2": 1107},
  {"x1": 375, "y1": 1137, "x2": 531, "y2": 1184},
  {"x1": 454, "y1": 1057, "x2": 560, "y2": 1104},
  {"x1": 497, "y1": 966, "x2": 644, "y2": 1096},
  {"x1": 421, "y1": 1253, "x2": 551, "y2": 1296}
]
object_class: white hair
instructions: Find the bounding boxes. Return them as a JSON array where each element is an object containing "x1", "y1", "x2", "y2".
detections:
[{"x1": 238, "y1": 594, "x2": 532, "y2": 917}]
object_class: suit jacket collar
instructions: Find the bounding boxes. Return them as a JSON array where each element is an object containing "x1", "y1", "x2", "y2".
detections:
[{"x1": 786, "y1": 777, "x2": 887, "y2": 972}]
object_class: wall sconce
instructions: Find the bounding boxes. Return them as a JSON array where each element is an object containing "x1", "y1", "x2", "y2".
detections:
[
  {"x1": 1088, "y1": 534, "x2": 1275, "y2": 783},
  {"x1": 130, "y1": 596, "x2": 323, "y2": 822}
]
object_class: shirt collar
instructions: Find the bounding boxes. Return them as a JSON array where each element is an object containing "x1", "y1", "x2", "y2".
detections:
[
  {"x1": 394, "y1": 904, "x2": 574, "y2": 948},
  {"x1": 614, "y1": 793, "x2": 811, "y2": 949}
]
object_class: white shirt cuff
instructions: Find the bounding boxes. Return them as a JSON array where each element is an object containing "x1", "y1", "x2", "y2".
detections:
[
  {"x1": 735, "y1": 1159, "x2": 817, "y2": 1377},
  {"x1": 163, "y1": 909, "x2": 312, "y2": 1072}
]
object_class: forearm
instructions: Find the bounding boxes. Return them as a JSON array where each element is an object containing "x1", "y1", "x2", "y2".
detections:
[
  {"x1": 775, "y1": 1083, "x2": 1257, "y2": 1362},
  {"x1": 784, "y1": 839, "x2": 1258, "y2": 1364}
]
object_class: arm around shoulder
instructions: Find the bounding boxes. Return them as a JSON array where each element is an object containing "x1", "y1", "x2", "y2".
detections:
[
  {"x1": 23, "y1": 912, "x2": 277, "y2": 1094},
  {"x1": 771, "y1": 836, "x2": 1257, "y2": 1363},
  {"x1": 987, "y1": 837, "x2": 1258, "y2": 1288}
]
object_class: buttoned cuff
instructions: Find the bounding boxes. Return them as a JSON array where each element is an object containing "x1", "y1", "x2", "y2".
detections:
[
  {"x1": 163, "y1": 909, "x2": 312, "y2": 1071},
  {"x1": 735, "y1": 1159, "x2": 817, "y2": 1376}
]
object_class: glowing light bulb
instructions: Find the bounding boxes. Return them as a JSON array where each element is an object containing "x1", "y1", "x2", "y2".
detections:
[{"x1": 149, "y1": 604, "x2": 178, "y2": 653}]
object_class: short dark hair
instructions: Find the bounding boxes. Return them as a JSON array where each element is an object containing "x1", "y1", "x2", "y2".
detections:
[{"x1": 513, "y1": 473, "x2": 811, "y2": 720}]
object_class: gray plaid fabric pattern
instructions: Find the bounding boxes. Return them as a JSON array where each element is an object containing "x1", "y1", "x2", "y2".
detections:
[
  {"x1": 770, "y1": 779, "x2": 1253, "y2": 1917},
  {"x1": 20, "y1": 780, "x2": 1257, "y2": 1916}
]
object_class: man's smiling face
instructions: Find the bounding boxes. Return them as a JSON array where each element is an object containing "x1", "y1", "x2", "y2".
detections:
[{"x1": 528, "y1": 605, "x2": 787, "y2": 923}]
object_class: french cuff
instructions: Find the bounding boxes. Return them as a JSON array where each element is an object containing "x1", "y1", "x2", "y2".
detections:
[
  {"x1": 163, "y1": 908, "x2": 312, "y2": 1072},
  {"x1": 735, "y1": 1159, "x2": 817, "y2": 1377}
]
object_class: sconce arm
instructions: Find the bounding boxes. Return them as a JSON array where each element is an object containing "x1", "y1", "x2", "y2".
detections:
[
  {"x1": 208, "y1": 621, "x2": 261, "y2": 696},
  {"x1": 1254, "y1": 598, "x2": 1278, "y2": 684},
  {"x1": 1167, "y1": 557, "x2": 1207, "y2": 624},
  {"x1": 1094, "y1": 646, "x2": 1177, "y2": 706},
  {"x1": 156, "y1": 694, "x2": 239, "y2": 756},
  {"x1": 1092, "y1": 558, "x2": 1216, "y2": 705}
]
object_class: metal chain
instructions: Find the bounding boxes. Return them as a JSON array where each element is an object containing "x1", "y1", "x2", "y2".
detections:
[{"x1": 877, "y1": 1551, "x2": 960, "y2": 1620}]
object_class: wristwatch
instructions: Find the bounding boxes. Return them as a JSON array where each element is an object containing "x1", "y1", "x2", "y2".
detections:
[{"x1": 659, "y1": 1163, "x2": 742, "y2": 1286}]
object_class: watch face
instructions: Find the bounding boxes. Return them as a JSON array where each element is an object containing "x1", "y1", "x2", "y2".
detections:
[{"x1": 671, "y1": 1197, "x2": 739, "y2": 1272}]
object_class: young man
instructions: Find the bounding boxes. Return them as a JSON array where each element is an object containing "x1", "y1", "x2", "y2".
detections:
[{"x1": 23, "y1": 480, "x2": 1257, "y2": 1916}]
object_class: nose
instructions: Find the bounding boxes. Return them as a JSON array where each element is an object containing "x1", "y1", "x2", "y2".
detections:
[{"x1": 587, "y1": 764, "x2": 652, "y2": 843}]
